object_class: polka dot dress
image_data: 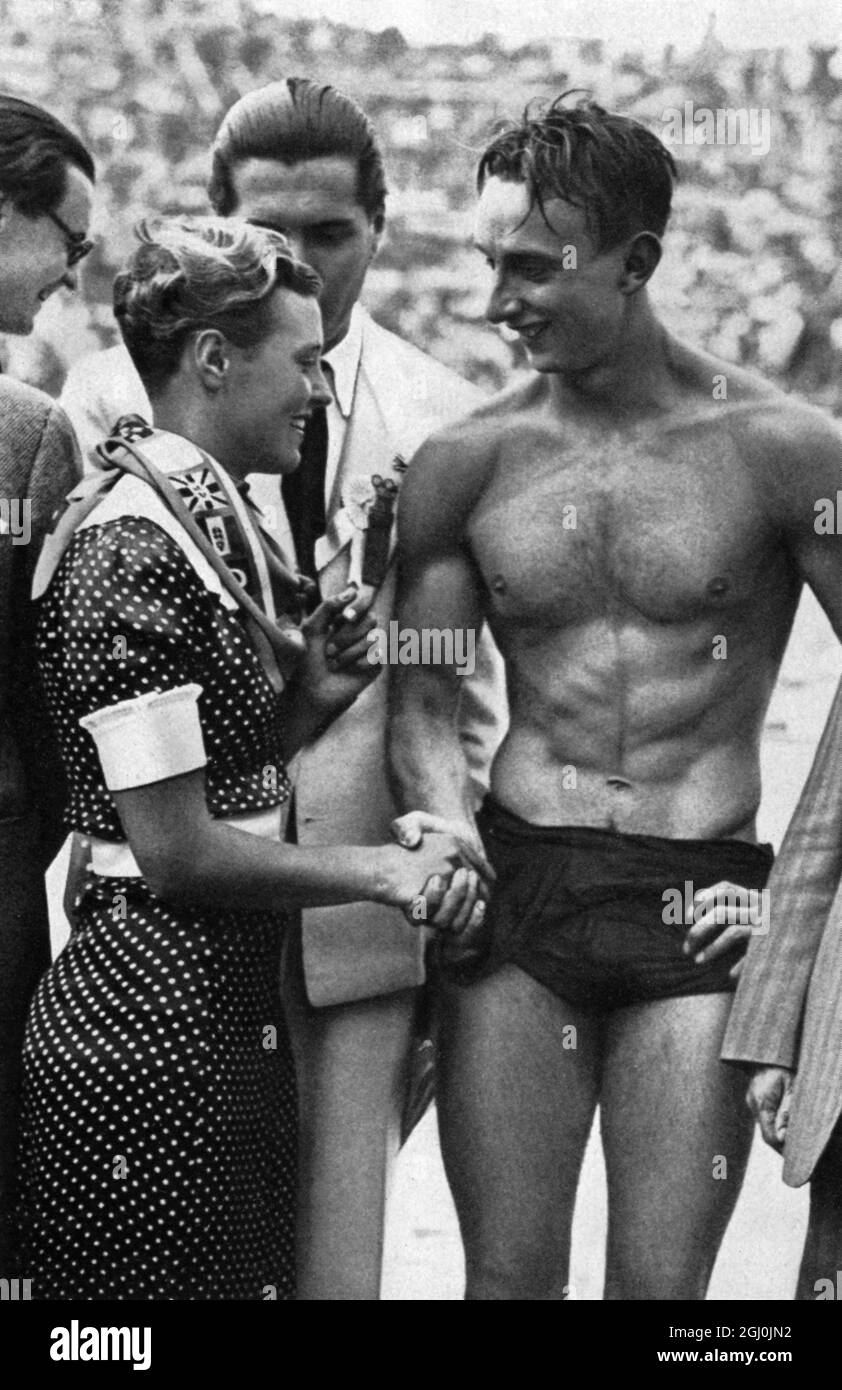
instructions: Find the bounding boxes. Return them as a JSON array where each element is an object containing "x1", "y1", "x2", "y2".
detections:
[{"x1": 16, "y1": 517, "x2": 297, "y2": 1300}]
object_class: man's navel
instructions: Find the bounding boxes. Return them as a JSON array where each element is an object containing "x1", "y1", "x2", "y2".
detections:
[
  {"x1": 707, "y1": 576, "x2": 730, "y2": 600},
  {"x1": 606, "y1": 775, "x2": 632, "y2": 791}
]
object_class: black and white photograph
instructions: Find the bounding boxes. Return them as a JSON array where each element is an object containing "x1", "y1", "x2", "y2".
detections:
[{"x1": 0, "y1": 0, "x2": 841, "y2": 1347}]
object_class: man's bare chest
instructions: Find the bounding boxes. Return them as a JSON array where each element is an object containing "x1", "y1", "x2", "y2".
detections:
[{"x1": 467, "y1": 439, "x2": 780, "y2": 629}]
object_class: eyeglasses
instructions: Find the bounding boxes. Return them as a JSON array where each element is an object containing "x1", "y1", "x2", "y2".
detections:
[{"x1": 47, "y1": 209, "x2": 94, "y2": 267}]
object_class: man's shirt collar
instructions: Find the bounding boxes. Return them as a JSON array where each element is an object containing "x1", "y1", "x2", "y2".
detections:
[{"x1": 322, "y1": 303, "x2": 364, "y2": 420}]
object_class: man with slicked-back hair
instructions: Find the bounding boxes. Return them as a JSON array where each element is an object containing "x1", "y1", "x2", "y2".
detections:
[{"x1": 60, "y1": 78, "x2": 504, "y2": 1301}]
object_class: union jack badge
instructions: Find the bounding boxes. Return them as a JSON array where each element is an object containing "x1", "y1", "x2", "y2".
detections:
[{"x1": 170, "y1": 467, "x2": 228, "y2": 513}]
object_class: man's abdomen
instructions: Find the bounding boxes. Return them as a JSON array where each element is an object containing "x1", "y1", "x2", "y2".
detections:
[{"x1": 488, "y1": 629, "x2": 775, "y2": 839}]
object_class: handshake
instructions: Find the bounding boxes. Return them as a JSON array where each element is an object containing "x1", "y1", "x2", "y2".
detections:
[{"x1": 382, "y1": 811, "x2": 496, "y2": 952}]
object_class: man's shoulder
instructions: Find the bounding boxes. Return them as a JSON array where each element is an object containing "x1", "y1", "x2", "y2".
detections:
[
  {"x1": 0, "y1": 376, "x2": 79, "y2": 507},
  {"x1": 398, "y1": 382, "x2": 534, "y2": 530},
  {"x1": 0, "y1": 376, "x2": 74, "y2": 462},
  {"x1": 721, "y1": 383, "x2": 842, "y2": 463},
  {"x1": 665, "y1": 339, "x2": 842, "y2": 476},
  {"x1": 0, "y1": 374, "x2": 55, "y2": 427},
  {"x1": 410, "y1": 373, "x2": 536, "y2": 460}
]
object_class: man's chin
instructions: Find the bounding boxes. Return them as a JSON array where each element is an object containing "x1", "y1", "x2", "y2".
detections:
[
  {"x1": 529, "y1": 347, "x2": 591, "y2": 375},
  {"x1": 525, "y1": 340, "x2": 568, "y2": 373},
  {"x1": 530, "y1": 354, "x2": 568, "y2": 374},
  {"x1": 259, "y1": 453, "x2": 299, "y2": 475}
]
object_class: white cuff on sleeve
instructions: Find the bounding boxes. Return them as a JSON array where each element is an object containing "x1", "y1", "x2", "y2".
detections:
[{"x1": 80, "y1": 684, "x2": 207, "y2": 791}]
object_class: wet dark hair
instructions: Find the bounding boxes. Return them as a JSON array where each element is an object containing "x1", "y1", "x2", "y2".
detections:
[
  {"x1": 114, "y1": 215, "x2": 321, "y2": 395},
  {"x1": 478, "y1": 92, "x2": 677, "y2": 250},
  {"x1": 0, "y1": 94, "x2": 94, "y2": 216},
  {"x1": 209, "y1": 78, "x2": 387, "y2": 229}
]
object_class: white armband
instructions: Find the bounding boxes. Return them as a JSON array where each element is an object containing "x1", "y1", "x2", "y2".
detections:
[{"x1": 80, "y1": 684, "x2": 206, "y2": 791}]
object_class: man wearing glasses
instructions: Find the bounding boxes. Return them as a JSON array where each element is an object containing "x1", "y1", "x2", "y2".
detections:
[
  {"x1": 46, "y1": 208, "x2": 94, "y2": 270},
  {"x1": 0, "y1": 94, "x2": 94, "y2": 1268}
]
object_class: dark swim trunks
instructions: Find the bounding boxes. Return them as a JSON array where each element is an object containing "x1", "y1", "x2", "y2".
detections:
[{"x1": 445, "y1": 795, "x2": 774, "y2": 1011}]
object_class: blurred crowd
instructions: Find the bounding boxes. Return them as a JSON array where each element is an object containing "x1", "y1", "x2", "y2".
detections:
[{"x1": 2, "y1": 0, "x2": 842, "y2": 410}]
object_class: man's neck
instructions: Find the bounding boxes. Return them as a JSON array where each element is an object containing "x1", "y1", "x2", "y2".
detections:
[
  {"x1": 322, "y1": 312, "x2": 354, "y2": 358},
  {"x1": 548, "y1": 296, "x2": 679, "y2": 421}
]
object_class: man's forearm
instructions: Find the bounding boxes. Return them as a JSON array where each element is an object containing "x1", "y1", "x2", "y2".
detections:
[{"x1": 389, "y1": 670, "x2": 481, "y2": 846}]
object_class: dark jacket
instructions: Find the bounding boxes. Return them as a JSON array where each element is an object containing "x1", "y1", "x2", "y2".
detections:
[{"x1": 0, "y1": 375, "x2": 80, "y2": 1263}]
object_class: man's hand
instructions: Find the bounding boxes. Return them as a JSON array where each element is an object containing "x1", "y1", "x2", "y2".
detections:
[
  {"x1": 390, "y1": 809, "x2": 494, "y2": 880},
  {"x1": 376, "y1": 830, "x2": 487, "y2": 933},
  {"x1": 390, "y1": 810, "x2": 495, "y2": 954},
  {"x1": 295, "y1": 585, "x2": 380, "y2": 718},
  {"x1": 683, "y1": 880, "x2": 767, "y2": 978},
  {"x1": 746, "y1": 1065, "x2": 794, "y2": 1152}
]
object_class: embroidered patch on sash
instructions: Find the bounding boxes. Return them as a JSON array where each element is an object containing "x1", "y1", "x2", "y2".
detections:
[
  {"x1": 168, "y1": 463, "x2": 263, "y2": 603},
  {"x1": 170, "y1": 468, "x2": 228, "y2": 514}
]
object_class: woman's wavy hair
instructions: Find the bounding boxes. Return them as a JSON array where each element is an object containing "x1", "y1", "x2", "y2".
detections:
[
  {"x1": 478, "y1": 92, "x2": 677, "y2": 250},
  {"x1": 113, "y1": 215, "x2": 321, "y2": 395}
]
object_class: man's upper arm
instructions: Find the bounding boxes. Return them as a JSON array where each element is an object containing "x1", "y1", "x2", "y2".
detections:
[
  {"x1": 393, "y1": 423, "x2": 506, "y2": 805},
  {"x1": 28, "y1": 400, "x2": 82, "y2": 537},
  {"x1": 395, "y1": 432, "x2": 485, "y2": 641},
  {"x1": 12, "y1": 399, "x2": 80, "y2": 865}
]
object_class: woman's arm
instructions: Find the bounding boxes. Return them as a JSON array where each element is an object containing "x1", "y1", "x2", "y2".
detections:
[{"x1": 113, "y1": 767, "x2": 484, "y2": 926}]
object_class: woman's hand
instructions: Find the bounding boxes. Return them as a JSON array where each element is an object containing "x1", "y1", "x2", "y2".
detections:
[
  {"x1": 376, "y1": 833, "x2": 489, "y2": 934},
  {"x1": 295, "y1": 585, "x2": 380, "y2": 719},
  {"x1": 390, "y1": 809, "x2": 495, "y2": 882},
  {"x1": 386, "y1": 811, "x2": 495, "y2": 942}
]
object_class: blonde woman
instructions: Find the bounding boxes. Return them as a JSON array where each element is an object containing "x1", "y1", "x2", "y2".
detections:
[{"x1": 16, "y1": 218, "x2": 486, "y2": 1300}]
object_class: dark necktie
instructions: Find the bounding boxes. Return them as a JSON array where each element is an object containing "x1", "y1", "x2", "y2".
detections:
[{"x1": 281, "y1": 405, "x2": 328, "y2": 587}]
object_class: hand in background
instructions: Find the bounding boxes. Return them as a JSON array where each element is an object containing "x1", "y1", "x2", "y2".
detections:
[
  {"x1": 63, "y1": 831, "x2": 91, "y2": 927},
  {"x1": 376, "y1": 825, "x2": 487, "y2": 934},
  {"x1": 391, "y1": 809, "x2": 494, "y2": 880},
  {"x1": 295, "y1": 585, "x2": 380, "y2": 719},
  {"x1": 746, "y1": 1065, "x2": 794, "y2": 1152},
  {"x1": 389, "y1": 810, "x2": 494, "y2": 943}
]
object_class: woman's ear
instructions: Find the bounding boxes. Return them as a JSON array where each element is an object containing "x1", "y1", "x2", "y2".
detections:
[
  {"x1": 619, "y1": 231, "x2": 662, "y2": 295},
  {"x1": 193, "y1": 328, "x2": 229, "y2": 390}
]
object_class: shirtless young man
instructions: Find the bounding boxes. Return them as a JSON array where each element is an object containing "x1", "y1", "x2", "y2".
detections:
[{"x1": 388, "y1": 96, "x2": 842, "y2": 1300}]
